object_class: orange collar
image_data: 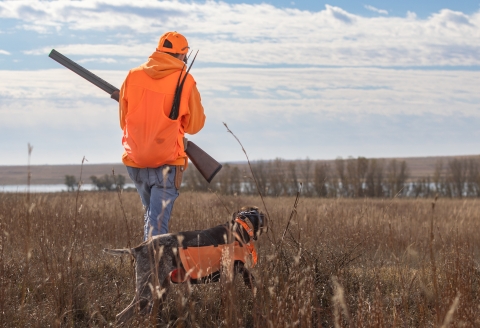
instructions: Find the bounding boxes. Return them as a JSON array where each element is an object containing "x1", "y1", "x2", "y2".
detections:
[
  {"x1": 235, "y1": 218, "x2": 254, "y2": 238},
  {"x1": 235, "y1": 218, "x2": 257, "y2": 266}
]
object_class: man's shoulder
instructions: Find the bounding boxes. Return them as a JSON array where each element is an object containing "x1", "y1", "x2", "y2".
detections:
[
  {"x1": 128, "y1": 65, "x2": 145, "y2": 75},
  {"x1": 124, "y1": 66, "x2": 148, "y2": 84}
]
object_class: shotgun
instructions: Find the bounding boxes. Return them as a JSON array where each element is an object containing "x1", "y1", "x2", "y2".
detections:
[{"x1": 48, "y1": 49, "x2": 222, "y2": 183}]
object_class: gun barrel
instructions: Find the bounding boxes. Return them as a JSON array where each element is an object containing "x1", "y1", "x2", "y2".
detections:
[{"x1": 49, "y1": 49, "x2": 119, "y2": 95}]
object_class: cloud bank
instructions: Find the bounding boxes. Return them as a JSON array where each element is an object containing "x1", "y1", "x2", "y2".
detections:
[
  {"x1": 1, "y1": 67, "x2": 478, "y2": 130},
  {"x1": 1, "y1": 0, "x2": 480, "y2": 67},
  {"x1": 0, "y1": 1, "x2": 479, "y2": 164}
]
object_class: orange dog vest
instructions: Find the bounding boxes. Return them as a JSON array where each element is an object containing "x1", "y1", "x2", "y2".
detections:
[{"x1": 174, "y1": 241, "x2": 257, "y2": 282}]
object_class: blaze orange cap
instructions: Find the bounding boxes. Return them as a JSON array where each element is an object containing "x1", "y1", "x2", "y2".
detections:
[{"x1": 156, "y1": 31, "x2": 189, "y2": 55}]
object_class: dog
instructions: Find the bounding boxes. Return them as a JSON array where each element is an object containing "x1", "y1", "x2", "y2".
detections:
[{"x1": 104, "y1": 206, "x2": 267, "y2": 326}]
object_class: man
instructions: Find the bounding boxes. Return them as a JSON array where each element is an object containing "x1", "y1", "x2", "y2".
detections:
[{"x1": 115, "y1": 32, "x2": 205, "y2": 240}]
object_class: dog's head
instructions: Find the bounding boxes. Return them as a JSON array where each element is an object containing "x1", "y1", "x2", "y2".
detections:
[{"x1": 233, "y1": 206, "x2": 268, "y2": 240}]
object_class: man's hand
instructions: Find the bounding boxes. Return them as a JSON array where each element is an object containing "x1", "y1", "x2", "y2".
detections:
[{"x1": 111, "y1": 90, "x2": 120, "y2": 102}]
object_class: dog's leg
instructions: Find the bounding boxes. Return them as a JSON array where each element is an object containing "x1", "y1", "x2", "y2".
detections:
[
  {"x1": 115, "y1": 274, "x2": 154, "y2": 326},
  {"x1": 149, "y1": 252, "x2": 176, "y2": 323},
  {"x1": 150, "y1": 273, "x2": 172, "y2": 323},
  {"x1": 114, "y1": 245, "x2": 155, "y2": 326},
  {"x1": 103, "y1": 248, "x2": 138, "y2": 326},
  {"x1": 234, "y1": 261, "x2": 256, "y2": 290},
  {"x1": 115, "y1": 297, "x2": 137, "y2": 326}
]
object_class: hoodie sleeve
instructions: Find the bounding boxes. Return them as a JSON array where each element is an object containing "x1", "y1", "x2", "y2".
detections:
[
  {"x1": 119, "y1": 73, "x2": 129, "y2": 130},
  {"x1": 182, "y1": 84, "x2": 206, "y2": 135}
]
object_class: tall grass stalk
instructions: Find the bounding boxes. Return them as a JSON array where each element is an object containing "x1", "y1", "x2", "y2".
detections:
[
  {"x1": 112, "y1": 168, "x2": 132, "y2": 247},
  {"x1": 223, "y1": 122, "x2": 275, "y2": 243},
  {"x1": 20, "y1": 143, "x2": 33, "y2": 309},
  {"x1": 429, "y1": 196, "x2": 439, "y2": 324}
]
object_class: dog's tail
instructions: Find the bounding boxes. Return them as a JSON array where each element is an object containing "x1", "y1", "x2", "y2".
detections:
[{"x1": 103, "y1": 248, "x2": 133, "y2": 256}]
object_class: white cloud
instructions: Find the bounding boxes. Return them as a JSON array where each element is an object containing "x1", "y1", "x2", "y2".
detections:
[
  {"x1": 1, "y1": 67, "x2": 478, "y2": 133},
  {"x1": 406, "y1": 11, "x2": 417, "y2": 19},
  {"x1": 197, "y1": 67, "x2": 480, "y2": 116},
  {"x1": 2, "y1": 1, "x2": 480, "y2": 67},
  {"x1": 24, "y1": 44, "x2": 150, "y2": 57},
  {"x1": 78, "y1": 57, "x2": 118, "y2": 64},
  {"x1": 364, "y1": 5, "x2": 388, "y2": 15},
  {"x1": 0, "y1": 50, "x2": 10, "y2": 55},
  {"x1": 0, "y1": 65, "x2": 478, "y2": 163}
]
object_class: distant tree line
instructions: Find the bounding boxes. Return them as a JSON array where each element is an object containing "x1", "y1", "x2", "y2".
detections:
[
  {"x1": 64, "y1": 174, "x2": 126, "y2": 191},
  {"x1": 410, "y1": 158, "x2": 480, "y2": 198},
  {"x1": 181, "y1": 156, "x2": 480, "y2": 199}
]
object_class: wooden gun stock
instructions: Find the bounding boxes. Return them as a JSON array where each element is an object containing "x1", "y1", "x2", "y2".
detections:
[
  {"x1": 48, "y1": 49, "x2": 222, "y2": 183},
  {"x1": 185, "y1": 141, "x2": 222, "y2": 183}
]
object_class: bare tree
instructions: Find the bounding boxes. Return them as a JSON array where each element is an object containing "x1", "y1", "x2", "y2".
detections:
[
  {"x1": 466, "y1": 158, "x2": 480, "y2": 197},
  {"x1": 64, "y1": 175, "x2": 77, "y2": 192},
  {"x1": 433, "y1": 159, "x2": 444, "y2": 195},
  {"x1": 288, "y1": 162, "x2": 299, "y2": 195},
  {"x1": 386, "y1": 159, "x2": 409, "y2": 197},
  {"x1": 357, "y1": 157, "x2": 369, "y2": 197},
  {"x1": 230, "y1": 166, "x2": 242, "y2": 195},
  {"x1": 217, "y1": 163, "x2": 231, "y2": 195},
  {"x1": 300, "y1": 158, "x2": 313, "y2": 197},
  {"x1": 411, "y1": 176, "x2": 431, "y2": 198},
  {"x1": 334, "y1": 157, "x2": 346, "y2": 197},
  {"x1": 345, "y1": 157, "x2": 369, "y2": 197},
  {"x1": 90, "y1": 174, "x2": 114, "y2": 191},
  {"x1": 251, "y1": 160, "x2": 268, "y2": 196},
  {"x1": 448, "y1": 158, "x2": 468, "y2": 198},
  {"x1": 346, "y1": 157, "x2": 356, "y2": 197},
  {"x1": 268, "y1": 158, "x2": 286, "y2": 196},
  {"x1": 314, "y1": 162, "x2": 329, "y2": 197},
  {"x1": 365, "y1": 159, "x2": 384, "y2": 198}
]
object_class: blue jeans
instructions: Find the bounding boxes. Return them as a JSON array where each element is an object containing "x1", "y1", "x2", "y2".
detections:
[{"x1": 126, "y1": 165, "x2": 179, "y2": 240}]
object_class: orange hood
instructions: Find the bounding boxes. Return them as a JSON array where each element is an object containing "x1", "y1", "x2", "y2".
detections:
[{"x1": 142, "y1": 51, "x2": 185, "y2": 79}]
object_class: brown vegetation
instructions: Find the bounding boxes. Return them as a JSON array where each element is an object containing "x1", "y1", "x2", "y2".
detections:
[
  {"x1": 184, "y1": 156, "x2": 480, "y2": 199},
  {"x1": 1, "y1": 190, "x2": 479, "y2": 327}
]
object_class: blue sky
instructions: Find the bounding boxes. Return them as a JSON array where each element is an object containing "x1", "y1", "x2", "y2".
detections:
[
  {"x1": 218, "y1": 0, "x2": 480, "y2": 18},
  {"x1": 0, "y1": 0, "x2": 479, "y2": 165}
]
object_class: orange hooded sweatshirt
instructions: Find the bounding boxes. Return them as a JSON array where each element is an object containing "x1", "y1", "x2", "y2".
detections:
[{"x1": 119, "y1": 52, "x2": 205, "y2": 168}]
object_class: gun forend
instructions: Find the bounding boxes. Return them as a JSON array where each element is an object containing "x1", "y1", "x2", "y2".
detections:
[{"x1": 49, "y1": 49, "x2": 119, "y2": 95}]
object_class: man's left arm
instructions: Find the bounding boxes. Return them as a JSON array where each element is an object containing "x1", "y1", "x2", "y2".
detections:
[
  {"x1": 118, "y1": 79, "x2": 129, "y2": 130},
  {"x1": 183, "y1": 84, "x2": 206, "y2": 134}
]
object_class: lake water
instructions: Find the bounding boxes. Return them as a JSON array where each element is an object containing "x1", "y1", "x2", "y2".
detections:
[{"x1": 0, "y1": 184, "x2": 136, "y2": 193}]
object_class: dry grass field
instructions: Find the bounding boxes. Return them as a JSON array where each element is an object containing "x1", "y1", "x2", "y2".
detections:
[{"x1": 0, "y1": 190, "x2": 479, "y2": 327}]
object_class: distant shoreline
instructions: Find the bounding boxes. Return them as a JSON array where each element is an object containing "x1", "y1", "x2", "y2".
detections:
[
  {"x1": 1, "y1": 154, "x2": 479, "y2": 185},
  {"x1": 0, "y1": 183, "x2": 136, "y2": 193},
  {"x1": 0, "y1": 163, "x2": 130, "y2": 185}
]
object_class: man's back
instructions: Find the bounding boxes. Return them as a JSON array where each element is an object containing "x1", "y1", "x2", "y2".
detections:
[{"x1": 120, "y1": 51, "x2": 204, "y2": 168}]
